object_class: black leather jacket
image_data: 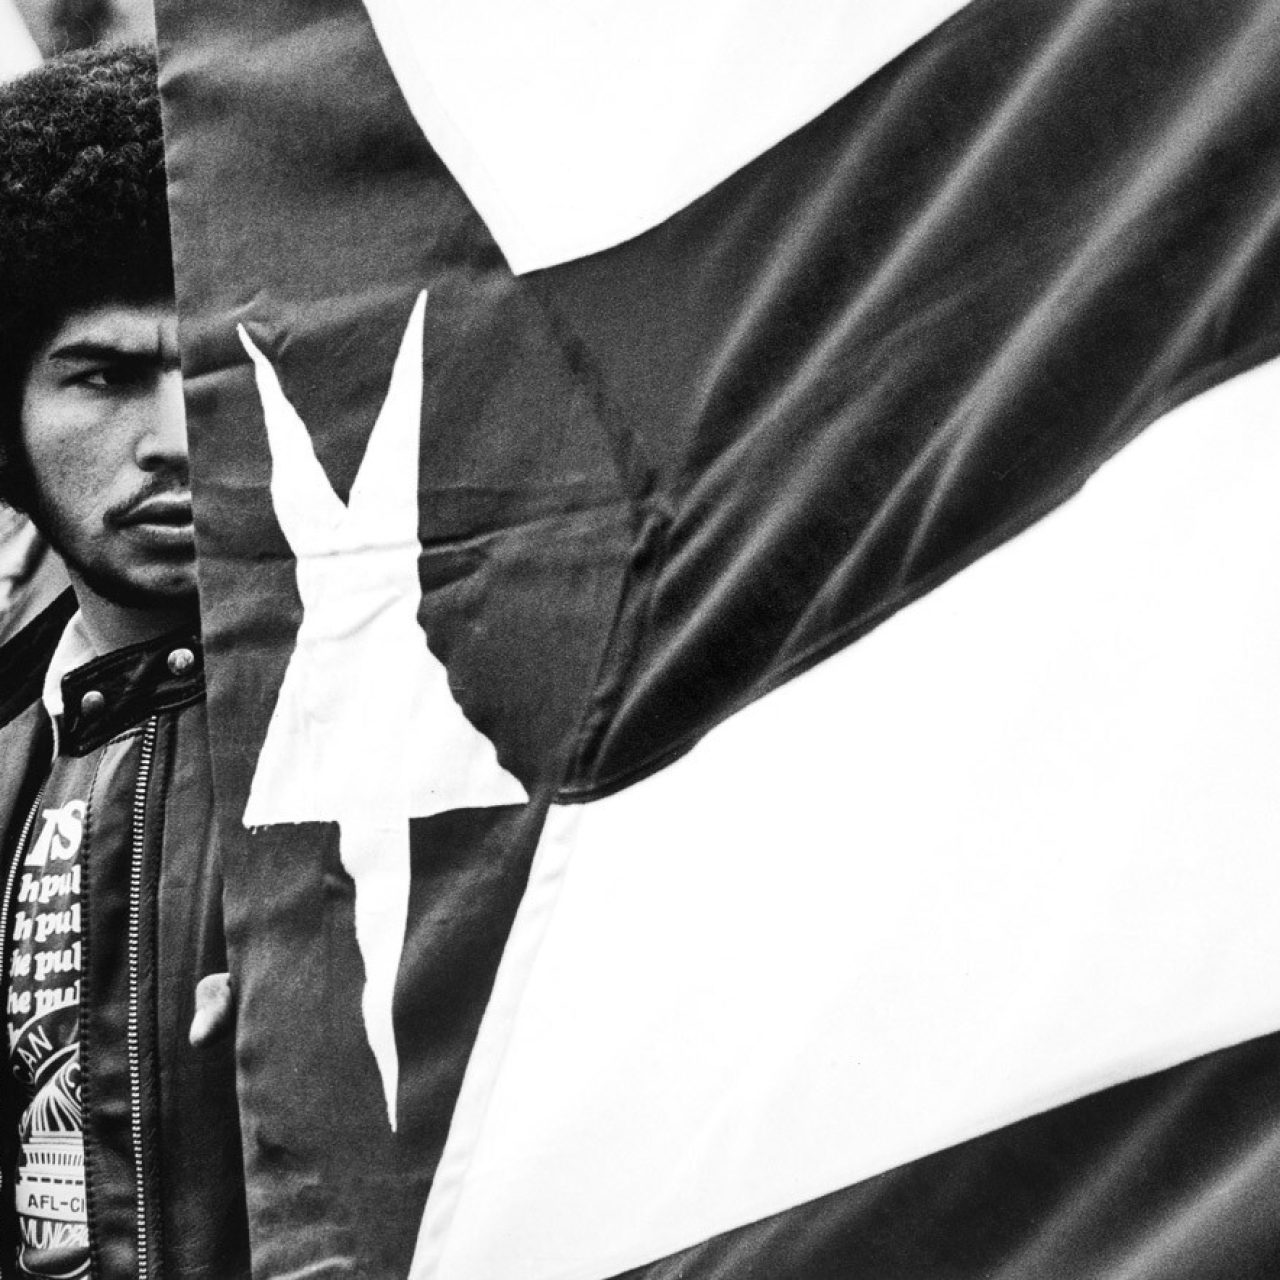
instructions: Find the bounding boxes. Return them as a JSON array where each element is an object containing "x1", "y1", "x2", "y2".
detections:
[{"x1": 0, "y1": 593, "x2": 249, "y2": 1278}]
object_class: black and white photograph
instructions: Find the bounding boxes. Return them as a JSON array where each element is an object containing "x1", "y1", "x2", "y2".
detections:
[{"x1": 1, "y1": 2, "x2": 1279, "y2": 1277}]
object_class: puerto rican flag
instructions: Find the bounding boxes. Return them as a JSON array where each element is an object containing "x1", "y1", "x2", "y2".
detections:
[{"x1": 154, "y1": 1, "x2": 1280, "y2": 1276}]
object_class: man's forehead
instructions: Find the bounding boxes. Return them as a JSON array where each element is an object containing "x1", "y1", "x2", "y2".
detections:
[{"x1": 40, "y1": 298, "x2": 180, "y2": 360}]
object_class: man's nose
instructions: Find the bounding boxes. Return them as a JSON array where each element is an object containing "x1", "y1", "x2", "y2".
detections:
[{"x1": 134, "y1": 367, "x2": 190, "y2": 470}]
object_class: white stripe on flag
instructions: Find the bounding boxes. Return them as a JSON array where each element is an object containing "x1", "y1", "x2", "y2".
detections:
[
  {"x1": 412, "y1": 355, "x2": 1280, "y2": 1280},
  {"x1": 359, "y1": 0, "x2": 975, "y2": 272}
]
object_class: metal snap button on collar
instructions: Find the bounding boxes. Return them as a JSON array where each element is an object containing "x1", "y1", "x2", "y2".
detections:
[
  {"x1": 79, "y1": 690, "x2": 106, "y2": 718},
  {"x1": 167, "y1": 647, "x2": 196, "y2": 676}
]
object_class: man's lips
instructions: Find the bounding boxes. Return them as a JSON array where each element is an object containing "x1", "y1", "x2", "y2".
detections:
[
  {"x1": 113, "y1": 493, "x2": 194, "y2": 527},
  {"x1": 110, "y1": 493, "x2": 195, "y2": 552}
]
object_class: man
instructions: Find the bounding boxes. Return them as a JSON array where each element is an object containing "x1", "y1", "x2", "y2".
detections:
[{"x1": 0, "y1": 45, "x2": 248, "y2": 1277}]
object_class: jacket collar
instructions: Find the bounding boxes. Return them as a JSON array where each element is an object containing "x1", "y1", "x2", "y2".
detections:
[
  {"x1": 42, "y1": 611, "x2": 98, "y2": 720},
  {"x1": 0, "y1": 589, "x2": 205, "y2": 756},
  {"x1": 57, "y1": 625, "x2": 205, "y2": 756}
]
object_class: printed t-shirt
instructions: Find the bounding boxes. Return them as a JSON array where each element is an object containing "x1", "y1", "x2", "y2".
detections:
[{"x1": 5, "y1": 615, "x2": 96, "y2": 1279}]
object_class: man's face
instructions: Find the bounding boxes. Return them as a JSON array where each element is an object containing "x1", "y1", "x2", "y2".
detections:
[{"x1": 20, "y1": 298, "x2": 196, "y2": 611}]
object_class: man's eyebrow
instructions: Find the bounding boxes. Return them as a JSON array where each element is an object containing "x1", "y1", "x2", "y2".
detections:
[{"x1": 48, "y1": 341, "x2": 157, "y2": 360}]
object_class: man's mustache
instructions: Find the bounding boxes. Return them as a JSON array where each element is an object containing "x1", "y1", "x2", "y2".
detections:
[{"x1": 105, "y1": 471, "x2": 192, "y2": 526}]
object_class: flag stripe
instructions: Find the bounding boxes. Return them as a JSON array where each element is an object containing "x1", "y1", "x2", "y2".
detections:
[
  {"x1": 541, "y1": 0, "x2": 1280, "y2": 796},
  {"x1": 360, "y1": 0, "x2": 976, "y2": 271},
  {"x1": 609, "y1": 1031, "x2": 1280, "y2": 1280},
  {"x1": 415, "y1": 354, "x2": 1280, "y2": 1280}
]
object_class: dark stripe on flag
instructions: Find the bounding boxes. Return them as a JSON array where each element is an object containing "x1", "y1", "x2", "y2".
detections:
[
  {"x1": 612, "y1": 1032, "x2": 1280, "y2": 1280},
  {"x1": 543, "y1": 0, "x2": 1280, "y2": 796}
]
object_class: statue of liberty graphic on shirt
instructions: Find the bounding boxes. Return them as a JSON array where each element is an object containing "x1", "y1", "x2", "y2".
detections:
[{"x1": 15, "y1": 1047, "x2": 88, "y2": 1279}]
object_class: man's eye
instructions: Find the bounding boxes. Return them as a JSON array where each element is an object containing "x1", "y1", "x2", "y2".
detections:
[{"x1": 78, "y1": 365, "x2": 143, "y2": 389}]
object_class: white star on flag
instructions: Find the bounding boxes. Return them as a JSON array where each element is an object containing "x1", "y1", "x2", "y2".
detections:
[{"x1": 238, "y1": 291, "x2": 529, "y2": 1128}]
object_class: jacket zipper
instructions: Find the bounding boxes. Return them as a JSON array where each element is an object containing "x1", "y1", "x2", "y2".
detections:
[{"x1": 128, "y1": 716, "x2": 159, "y2": 1278}]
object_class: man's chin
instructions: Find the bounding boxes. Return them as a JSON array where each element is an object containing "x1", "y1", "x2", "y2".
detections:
[
  {"x1": 69, "y1": 559, "x2": 199, "y2": 616},
  {"x1": 31, "y1": 509, "x2": 200, "y2": 623}
]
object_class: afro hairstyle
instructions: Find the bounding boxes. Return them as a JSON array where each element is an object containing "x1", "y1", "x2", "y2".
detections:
[{"x1": 0, "y1": 43, "x2": 172, "y2": 512}]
